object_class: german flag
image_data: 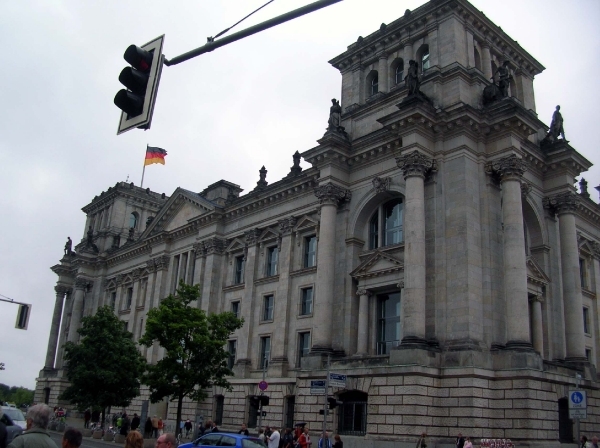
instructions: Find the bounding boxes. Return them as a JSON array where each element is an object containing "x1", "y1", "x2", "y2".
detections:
[{"x1": 144, "y1": 146, "x2": 167, "y2": 166}]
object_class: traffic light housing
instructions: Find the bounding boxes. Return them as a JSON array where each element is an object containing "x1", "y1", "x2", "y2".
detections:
[
  {"x1": 250, "y1": 395, "x2": 269, "y2": 407},
  {"x1": 114, "y1": 35, "x2": 165, "y2": 135},
  {"x1": 15, "y1": 304, "x2": 31, "y2": 330},
  {"x1": 327, "y1": 396, "x2": 342, "y2": 409}
]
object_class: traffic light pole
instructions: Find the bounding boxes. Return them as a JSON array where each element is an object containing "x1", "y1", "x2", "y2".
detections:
[
  {"x1": 164, "y1": 0, "x2": 342, "y2": 66},
  {"x1": 258, "y1": 356, "x2": 268, "y2": 431},
  {"x1": 322, "y1": 353, "x2": 330, "y2": 438}
]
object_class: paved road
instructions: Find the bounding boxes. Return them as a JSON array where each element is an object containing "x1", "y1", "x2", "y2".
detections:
[{"x1": 49, "y1": 431, "x2": 115, "y2": 448}]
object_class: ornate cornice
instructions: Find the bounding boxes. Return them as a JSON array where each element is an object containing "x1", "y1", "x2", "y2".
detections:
[
  {"x1": 485, "y1": 155, "x2": 528, "y2": 182},
  {"x1": 314, "y1": 183, "x2": 352, "y2": 207},
  {"x1": 543, "y1": 191, "x2": 580, "y2": 216},
  {"x1": 278, "y1": 217, "x2": 297, "y2": 235},
  {"x1": 396, "y1": 150, "x2": 437, "y2": 180}
]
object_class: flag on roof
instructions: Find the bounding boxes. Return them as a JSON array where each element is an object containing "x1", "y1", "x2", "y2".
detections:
[{"x1": 144, "y1": 146, "x2": 167, "y2": 166}]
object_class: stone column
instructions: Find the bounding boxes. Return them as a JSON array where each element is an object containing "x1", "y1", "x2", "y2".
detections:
[
  {"x1": 44, "y1": 285, "x2": 70, "y2": 368},
  {"x1": 200, "y1": 238, "x2": 226, "y2": 313},
  {"x1": 270, "y1": 217, "x2": 296, "y2": 376},
  {"x1": 544, "y1": 192, "x2": 586, "y2": 361},
  {"x1": 378, "y1": 54, "x2": 389, "y2": 93},
  {"x1": 488, "y1": 155, "x2": 532, "y2": 349},
  {"x1": 356, "y1": 288, "x2": 371, "y2": 355},
  {"x1": 351, "y1": 64, "x2": 363, "y2": 105},
  {"x1": 481, "y1": 44, "x2": 492, "y2": 81},
  {"x1": 396, "y1": 151, "x2": 436, "y2": 346},
  {"x1": 404, "y1": 43, "x2": 413, "y2": 68},
  {"x1": 312, "y1": 184, "x2": 351, "y2": 352},
  {"x1": 529, "y1": 295, "x2": 544, "y2": 355},
  {"x1": 68, "y1": 278, "x2": 92, "y2": 343},
  {"x1": 55, "y1": 290, "x2": 72, "y2": 369},
  {"x1": 149, "y1": 255, "x2": 170, "y2": 364}
]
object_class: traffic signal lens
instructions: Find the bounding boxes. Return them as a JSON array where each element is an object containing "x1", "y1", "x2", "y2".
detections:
[
  {"x1": 114, "y1": 89, "x2": 144, "y2": 117},
  {"x1": 118, "y1": 67, "x2": 149, "y2": 95},
  {"x1": 123, "y1": 45, "x2": 153, "y2": 72}
]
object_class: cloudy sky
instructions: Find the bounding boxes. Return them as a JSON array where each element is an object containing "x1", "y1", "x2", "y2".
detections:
[{"x1": 1, "y1": 0, "x2": 599, "y2": 391}]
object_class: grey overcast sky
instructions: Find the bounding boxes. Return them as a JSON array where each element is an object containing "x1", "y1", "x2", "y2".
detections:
[{"x1": 1, "y1": 0, "x2": 599, "y2": 390}]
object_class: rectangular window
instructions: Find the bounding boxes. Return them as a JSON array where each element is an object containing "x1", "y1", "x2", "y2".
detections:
[
  {"x1": 123, "y1": 321, "x2": 128, "y2": 332},
  {"x1": 339, "y1": 400, "x2": 367, "y2": 436},
  {"x1": 214, "y1": 395, "x2": 224, "y2": 426},
  {"x1": 266, "y1": 246, "x2": 279, "y2": 276},
  {"x1": 227, "y1": 340, "x2": 237, "y2": 370},
  {"x1": 304, "y1": 236, "x2": 317, "y2": 268},
  {"x1": 263, "y1": 295, "x2": 274, "y2": 321},
  {"x1": 260, "y1": 336, "x2": 271, "y2": 369},
  {"x1": 301, "y1": 287, "x2": 313, "y2": 316},
  {"x1": 583, "y1": 307, "x2": 590, "y2": 334},
  {"x1": 138, "y1": 318, "x2": 143, "y2": 339},
  {"x1": 580, "y1": 258, "x2": 587, "y2": 288},
  {"x1": 126, "y1": 287, "x2": 133, "y2": 309},
  {"x1": 110, "y1": 292, "x2": 117, "y2": 311},
  {"x1": 231, "y1": 301, "x2": 240, "y2": 319},
  {"x1": 585, "y1": 348, "x2": 592, "y2": 361},
  {"x1": 235, "y1": 255, "x2": 245, "y2": 284},
  {"x1": 377, "y1": 292, "x2": 401, "y2": 355},
  {"x1": 298, "y1": 332, "x2": 311, "y2": 364}
]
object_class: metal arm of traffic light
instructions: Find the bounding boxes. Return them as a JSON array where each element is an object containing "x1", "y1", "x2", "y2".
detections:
[{"x1": 164, "y1": 0, "x2": 342, "y2": 66}]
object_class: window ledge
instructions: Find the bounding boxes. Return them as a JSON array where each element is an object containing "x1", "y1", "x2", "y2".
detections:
[
  {"x1": 254, "y1": 275, "x2": 280, "y2": 286},
  {"x1": 297, "y1": 313, "x2": 313, "y2": 319},
  {"x1": 582, "y1": 288, "x2": 595, "y2": 298},
  {"x1": 118, "y1": 308, "x2": 131, "y2": 315},
  {"x1": 223, "y1": 283, "x2": 245, "y2": 292},
  {"x1": 259, "y1": 319, "x2": 274, "y2": 325},
  {"x1": 359, "y1": 242, "x2": 405, "y2": 259},
  {"x1": 290, "y1": 266, "x2": 317, "y2": 277}
]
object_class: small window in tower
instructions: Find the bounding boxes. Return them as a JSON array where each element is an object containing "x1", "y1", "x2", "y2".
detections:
[
  {"x1": 395, "y1": 62, "x2": 404, "y2": 85},
  {"x1": 422, "y1": 50, "x2": 430, "y2": 71},
  {"x1": 371, "y1": 73, "x2": 379, "y2": 96},
  {"x1": 129, "y1": 213, "x2": 138, "y2": 229}
]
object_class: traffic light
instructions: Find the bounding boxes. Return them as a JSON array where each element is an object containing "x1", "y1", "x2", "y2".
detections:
[
  {"x1": 259, "y1": 395, "x2": 270, "y2": 406},
  {"x1": 327, "y1": 396, "x2": 342, "y2": 409},
  {"x1": 114, "y1": 35, "x2": 165, "y2": 135},
  {"x1": 250, "y1": 396, "x2": 260, "y2": 408},
  {"x1": 15, "y1": 304, "x2": 31, "y2": 330},
  {"x1": 319, "y1": 409, "x2": 328, "y2": 415}
]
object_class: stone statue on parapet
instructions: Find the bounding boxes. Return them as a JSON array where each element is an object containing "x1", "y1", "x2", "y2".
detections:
[
  {"x1": 494, "y1": 61, "x2": 512, "y2": 98},
  {"x1": 84, "y1": 225, "x2": 99, "y2": 253},
  {"x1": 405, "y1": 60, "x2": 420, "y2": 95},
  {"x1": 287, "y1": 151, "x2": 303, "y2": 177},
  {"x1": 64, "y1": 237, "x2": 72, "y2": 255},
  {"x1": 327, "y1": 99, "x2": 343, "y2": 131},
  {"x1": 540, "y1": 105, "x2": 567, "y2": 150}
]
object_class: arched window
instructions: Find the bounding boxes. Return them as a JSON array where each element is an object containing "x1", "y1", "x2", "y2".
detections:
[
  {"x1": 391, "y1": 58, "x2": 404, "y2": 85},
  {"x1": 129, "y1": 212, "x2": 138, "y2": 229},
  {"x1": 474, "y1": 48, "x2": 482, "y2": 71},
  {"x1": 368, "y1": 198, "x2": 404, "y2": 249},
  {"x1": 421, "y1": 45, "x2": 430, "y2": 72},
  {"x1": 370, "y1": 73, "x2": 379, "y2": 96}
]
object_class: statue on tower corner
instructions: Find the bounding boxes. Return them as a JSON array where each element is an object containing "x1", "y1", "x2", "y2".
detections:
[
  {"x1": 494, "y1": 61, "x2": 512, "y2": 98},
  {"x1": 327, "y1": 99, "x2": 343, "y2": 132},
  {"x1": 84, "y1": 225, "x2": 99, "y2": 253},
  {"x1": 64, "y1": 236, "x2": 72, "y2": 256},
  {"x1": 540, "y1": 105, "x2": 567, "y2": 150},
  {"x1": 405, "y1": 60, "x2": 421, "y2": 96}
]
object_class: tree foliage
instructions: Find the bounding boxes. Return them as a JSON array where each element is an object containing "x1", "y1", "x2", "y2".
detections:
[
  {"x1": 139, "y1": 281, "x2": 243, "y2": 434},
  {"x1": 0, "y1": 384, "x2": 34, "y2": 406},
  {"x1": 59, "y1": 306, "x2": 146, "y2": 422}
]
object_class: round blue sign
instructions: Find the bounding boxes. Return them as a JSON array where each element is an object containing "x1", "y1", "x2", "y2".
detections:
[
  {"x1": 259, "y1": 380, "x2": 268, "y2": 391},
  {"x1": 571, "y1": 391, "x2": 583, "y2": 404}
]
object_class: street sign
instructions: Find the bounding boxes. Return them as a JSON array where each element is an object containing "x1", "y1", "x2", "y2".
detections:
[
  {"x1": 259, "y1": 381, "x2": 268, "y2": 391},
  {"x1": 310, "y1": 380, "x2": 326, "y2": 395},
  {"x1": 568, "y1": 390, "x2": 587, "y2": 419},
  {"x1": 329, "y1": 373, "x2": 347, "y2": 388}
]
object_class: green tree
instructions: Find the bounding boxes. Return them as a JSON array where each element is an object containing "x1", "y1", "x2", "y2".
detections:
[
  {"x1": 139, "y1": 282, "x2": 243, "y2": 436},
  {"x1": 59, "y1": 306, "x2": 146, "y2": 425}
]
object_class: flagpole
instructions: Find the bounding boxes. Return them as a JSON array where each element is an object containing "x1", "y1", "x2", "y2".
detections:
[{"x1": 140, "y1": 144, "x2": 148, "y2": 188}]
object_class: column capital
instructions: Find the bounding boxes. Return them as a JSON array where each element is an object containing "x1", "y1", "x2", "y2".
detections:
[
  {"x1": 314, "y1": 183, "x2": 352, "y2": 207},
  {"x1": 396, "y1": 150, "x2": 437, "y2": 180},
  {"x1": 245, "y1": 228, "x2": 261, "y2": 246},
  {"x1": 204, "y1": 237, "x2": 227, "y2": 255},
  {"x1": 278, "y1": 216, "x2": 297, "y2": 235},
  {"x1": 528, "y1": 294, "x2": 544, "y2": 304},
  {"x1": 543, "y1": 191, "x2": 580, "y2": 216},
  {"x1": 54, "y1": 285, "x2": 72, "y2": 296},
  {"x1": 146, "y1": 258, "x2": 157, "y2": 272},
  {"x1": 74, "y1": 277, "x2": 93, "y2": 290},
  {"x1": 356, "y1": 288, "x2": 372, "y2": 297},
  {"x1": 153, "y1": 255, "x2": 170, "y2": 271},
  {"x1": 485, "y1": 155, "x2": 528, "y2": 182}
]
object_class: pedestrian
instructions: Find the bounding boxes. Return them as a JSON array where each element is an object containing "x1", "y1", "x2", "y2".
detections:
[
  {"x1": 62, "y1": 428, "x2": 82, "y2": 448},
  {"x1": 238, "y1": 423, "x2": 249, "y2": 436},
  {"x1": 83, "y1": 410, "x2": 91, "y2": 429},
  {"x1": 184, "y1": 420, "x2": 193, "y2": 437},
  {"x1": 156, "y1": 434, "x2": 176, "y2": 448},
  {"x1": 0, "y1": 416, "x2": 7, "y2": 448},
  {"x1": 581, "y1": 436, "x2": 592, "y2": 448},
  {"x1": 318, "y1": 432, "x2": 332, "y2": 448},
  {"x1": 297, "y1": 426, "x2": 310, "y2": 448},
  {"x1": 124, "y1": 430, "x2": 143, "y2": 448},
  {"x1": 197, "y1": 422, "x2": 206, "y2": 439},
  {"x1": 258, "y1": 429, "x2": 265, "y2": 442},
  {"x1": 151, "y1": 415, "x2": 159, "y2": 438},
  {"x1": 281, "y1": 428, "x2": 294, "y2": 448},
  {"x1": 591, "y1": 436, "x2": 599, "y2": 448},
  {"x1": 332, "y1": 435, "x2": 343, "y2": 448},
  {"x1": 267, "y1": 427, "x2": 280, "y2": 448},
  {"x1": 210, "y1": 421, "x2": 219, "y2": 433},
  {"x1": 456, "y1": 433, "x2": 465, "y2": 448},
  {"x1": 416, "y1": 433, "x2": 427, "y2": 448},
  {"x1": 144, "y1": 418, "x2": 153, "y2": 439},
  {"x1": 464, "y1": 437, "x2": 472, "y2": 448},
  {"x1": 157, "y1": 418, "x2": 164, "y2": 436},
  {"x1": 7, "y1": 404, "x2": 58, "y2": 448},
  {"x1": 131, "y1": 414, "x2": 140, "y2": 431},
  {"x1": 120, "y1": 413, "x2": 130, "y2": 436}
]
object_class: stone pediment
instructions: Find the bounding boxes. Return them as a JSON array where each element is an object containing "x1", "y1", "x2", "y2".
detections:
[
  {"x1": 350, "y1": 250, "x2": 404, "y2": 280},
  {"x1": 226, "y1": 237, "x2": 246, "y2": 253},
  {"x1": 526, "y1": 257, "x2": 550, "y2": 286},
  {"x1": 294, "y1": 214, "x2": 319, "y2": 231},
  {"x1": 578, "y1": 239, "x2": 595, "y2": 257},
  {"x1": 258, "y1": 227, "x2": 280, "y2": 243},
  {"x1": 143, "y1": 188, "x2": 217, "y2": 237}
]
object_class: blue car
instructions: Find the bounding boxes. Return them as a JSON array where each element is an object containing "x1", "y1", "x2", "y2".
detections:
[{"x1": 179, "y1": 433, "x2": 266, "y2": 448}]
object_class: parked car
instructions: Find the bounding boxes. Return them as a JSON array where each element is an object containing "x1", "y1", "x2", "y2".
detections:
[
  {"x1": 179, "y1": 433, "x2": 266, "y2": 448},
  {"x1": 0, "y1": 407, "x2": 24, "y2": 444},
  {"x1": 1, "y1": 406, "x2": 26, "y2": 429}
]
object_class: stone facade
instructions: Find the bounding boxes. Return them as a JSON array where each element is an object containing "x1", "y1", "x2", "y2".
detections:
[{"x1": 37, "y1": 0, "x2": 599, "y2": 446}]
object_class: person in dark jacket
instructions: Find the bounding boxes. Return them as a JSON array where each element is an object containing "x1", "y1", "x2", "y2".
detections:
[
  {"x1": 0, "y1": 420, "x2": 8, "y2": 448},
  {"x1": 144, "y1": 418, "x2": 153, "y2": 439},
  {"x1": 130, "y1": 414, "x2": 140, "y2": 431},
  {"x1": 119, "y1": 414, "x2": 130, "y2": 436}
]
